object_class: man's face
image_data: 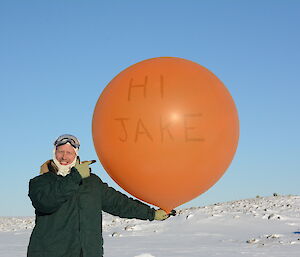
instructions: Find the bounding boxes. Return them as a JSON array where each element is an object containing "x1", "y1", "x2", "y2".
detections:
[{"x1": 55, "y1": 144, "x2": 76, "y2": 165}]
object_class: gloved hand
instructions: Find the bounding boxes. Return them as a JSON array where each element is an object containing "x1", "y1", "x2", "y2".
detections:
[
  {"x1": 74, "y1": 159, "x2": 96, "y2": 179},
  {"x1": 154, "y1": 209, "x2": 176, "y2": 221}
]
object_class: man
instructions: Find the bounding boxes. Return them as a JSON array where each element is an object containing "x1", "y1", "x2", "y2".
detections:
[{"x1": 27, "y1": 134, "x2": 175, "y2": 257}]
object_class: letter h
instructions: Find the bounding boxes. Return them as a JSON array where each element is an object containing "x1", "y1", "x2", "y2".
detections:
[{"x1": 128, "y1": 76, "x2": 148, "y2": 101}]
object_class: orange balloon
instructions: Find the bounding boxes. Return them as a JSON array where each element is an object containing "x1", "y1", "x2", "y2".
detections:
[{"x1": 92, "y1": 57, "x2": 239, "y2": 212}]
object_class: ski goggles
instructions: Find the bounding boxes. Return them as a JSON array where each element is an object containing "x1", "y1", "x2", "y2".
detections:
[{"x1": 54, "y1": 134, "x2": 80, "y2": 149}]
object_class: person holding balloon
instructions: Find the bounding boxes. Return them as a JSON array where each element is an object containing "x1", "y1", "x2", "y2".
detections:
[{"x1": 27, "y1": 134, "x2": 175, "y2": 257}]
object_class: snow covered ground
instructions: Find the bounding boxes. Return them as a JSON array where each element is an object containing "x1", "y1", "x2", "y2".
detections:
[{"x1": 1, "y1": 195, "x2": 300, "y2": 257}]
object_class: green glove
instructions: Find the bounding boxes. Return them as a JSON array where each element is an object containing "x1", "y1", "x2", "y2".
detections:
[
  {"x1": 74, "y1": 159, "x2": 96, "y2": 179},
  {"x1": 154, "y1": 209, "x2": 176, "y2": 221}
]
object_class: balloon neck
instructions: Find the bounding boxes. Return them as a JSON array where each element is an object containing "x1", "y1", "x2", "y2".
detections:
[{"x1": 162, "y1": 208, "x2": 172, "y2": 214}]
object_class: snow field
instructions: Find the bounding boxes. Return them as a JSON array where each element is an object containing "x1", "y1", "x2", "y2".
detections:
[{"x1": 1, "y1": 195, "x2": 299, "y2": 257}]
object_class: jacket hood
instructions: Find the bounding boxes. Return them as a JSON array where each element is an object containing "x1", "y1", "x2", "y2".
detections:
[{"x1": 40, "y1": 160, "x2": 58, "y2": 174}]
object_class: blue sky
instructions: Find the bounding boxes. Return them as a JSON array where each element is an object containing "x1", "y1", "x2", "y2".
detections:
[{"x1": 1, "y1": 0, "x2": 299, "y2": 216}]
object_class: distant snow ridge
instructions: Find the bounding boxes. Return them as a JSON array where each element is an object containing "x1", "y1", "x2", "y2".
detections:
[
  {"x1": 0, "y1": 217, "x2": 34, "y2": 232},
  {"x1": 183, "y1": 194, "x2": 300, "y2": 221},
  {"x1": 1, "y1": 195, "x2": 300, "y2": 233}
]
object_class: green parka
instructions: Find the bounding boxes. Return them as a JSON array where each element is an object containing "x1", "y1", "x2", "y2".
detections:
[{"x1": 27, "y1": 161, "x2": 155, "y2": 257}]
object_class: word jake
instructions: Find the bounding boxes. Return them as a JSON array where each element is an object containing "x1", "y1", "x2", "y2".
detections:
[{"x1": 114, "y1": 114, "x2": 205, "y2": 143}]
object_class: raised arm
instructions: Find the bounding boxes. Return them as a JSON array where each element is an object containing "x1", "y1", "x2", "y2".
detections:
[{"x1": 28, "y1": 168, "x2": 82, "y2": 214}]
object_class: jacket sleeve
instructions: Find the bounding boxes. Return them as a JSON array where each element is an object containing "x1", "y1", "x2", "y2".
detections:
[
  {"x1": 99, "y1": 179, "x2": 155, "y2": 221},
  {"x1": 28, "y1": 168, "x2": 82, "y2": 214}
]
